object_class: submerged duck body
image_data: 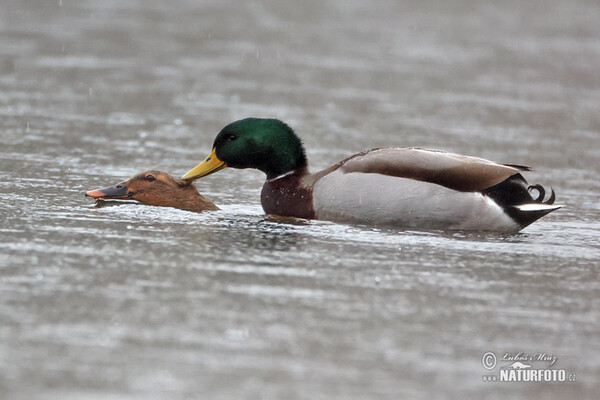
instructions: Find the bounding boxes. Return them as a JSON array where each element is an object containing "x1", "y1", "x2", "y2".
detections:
[
  {"x1": 86, "y1": 170, "x2": 218, "y2": 212},
  {"x1": 182, "y1": 118, "x2": 561, "y2": 232}
]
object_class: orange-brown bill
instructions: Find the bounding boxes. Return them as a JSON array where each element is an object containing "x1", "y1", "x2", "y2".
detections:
[{"x1": 85, "y1": 184, "x2": 131, "y2": 200}]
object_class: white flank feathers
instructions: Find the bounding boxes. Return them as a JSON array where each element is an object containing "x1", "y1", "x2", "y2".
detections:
[{"x1": 312, "y1": 170, "x2": 521, "y2": 232}]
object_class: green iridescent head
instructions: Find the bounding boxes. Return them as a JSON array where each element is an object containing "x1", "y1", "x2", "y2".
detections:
[{"x1": 182, "y1": 118, "x2": 307, "y2": 181}]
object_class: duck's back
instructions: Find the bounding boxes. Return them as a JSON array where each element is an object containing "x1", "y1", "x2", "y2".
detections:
[{"x1": 309, "y1": 148, "x2": 561, "y2": 231}]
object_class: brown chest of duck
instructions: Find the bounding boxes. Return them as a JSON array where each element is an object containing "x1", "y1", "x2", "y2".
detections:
[
  {"x1": 86, "y1": 170, "x2": 218, "y2": 212},
  {"x1": 181, "y1": 118, "x2": 562, "y2": 232}
]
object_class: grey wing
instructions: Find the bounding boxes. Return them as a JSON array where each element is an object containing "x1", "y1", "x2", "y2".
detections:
[{"x1": 335, "y1": 147, "x2": 524, "y2": 192}]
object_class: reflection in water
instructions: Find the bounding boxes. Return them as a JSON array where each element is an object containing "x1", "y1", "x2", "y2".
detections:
[{"x1": 1, "y1": 0, "x2": 599, "y2": 399}]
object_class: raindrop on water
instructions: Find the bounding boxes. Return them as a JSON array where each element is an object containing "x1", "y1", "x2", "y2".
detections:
[{"x1": 225, "y1": 327, "x2": 250, "y2": 342}]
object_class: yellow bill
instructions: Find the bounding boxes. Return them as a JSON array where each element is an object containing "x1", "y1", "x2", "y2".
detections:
[{"x1": 181, "y1": 148, "x2": 227, "y2": 181}]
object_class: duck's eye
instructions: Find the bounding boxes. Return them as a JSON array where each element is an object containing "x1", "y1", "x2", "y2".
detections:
[
  {"x1": 225, "y1": 134, "x2": 237, "y2": 142},
  {"x1": 145, "y1": 174, "x2": 155, "y2": 181}
]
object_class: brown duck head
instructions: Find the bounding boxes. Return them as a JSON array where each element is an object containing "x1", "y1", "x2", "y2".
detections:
[{"x1": 85, "y1": 170, "x2": 218, "y2": 212}]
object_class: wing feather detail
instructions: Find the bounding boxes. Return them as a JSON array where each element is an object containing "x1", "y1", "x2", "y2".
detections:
[{"x1": 328, "y1": 148, "x2": 522, "y2": 192}]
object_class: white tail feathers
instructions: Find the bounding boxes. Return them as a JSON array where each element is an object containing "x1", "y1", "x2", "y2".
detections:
[{"x1": 514, "y1": 204, "x2": 564, "y2": 212}]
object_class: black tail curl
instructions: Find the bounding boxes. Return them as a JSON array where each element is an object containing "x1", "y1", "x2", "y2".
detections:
[
  {"x1": 527, "y1": 185, "x2": 556, "y2": 205},
  {"x1": 483, "y1": 174, "x2": 560, "y2": 228}
]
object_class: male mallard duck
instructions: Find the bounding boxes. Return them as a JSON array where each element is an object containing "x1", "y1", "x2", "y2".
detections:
[
  {"x1": 181, "y1": 118, "x2": 562, "y2": 231},
  {"x1": 86, "y1": 170, "x2": 218, "y2": 212}
]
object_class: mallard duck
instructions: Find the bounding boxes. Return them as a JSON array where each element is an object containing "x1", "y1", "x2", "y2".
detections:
[
  {"x1": 86, "y1": 170, "x2": 218, "y2": 212},
  {"x1": 181, "y1": 118, "x2": 562, "y2": 231}
]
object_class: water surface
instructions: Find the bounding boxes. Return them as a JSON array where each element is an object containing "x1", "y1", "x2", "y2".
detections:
[{"x1": 1, "y1": 0, "x2": 599, "y2": 399}]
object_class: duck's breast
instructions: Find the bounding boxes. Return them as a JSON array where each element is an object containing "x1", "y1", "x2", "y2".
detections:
[
  {"x1": 261, "y1": 174, "x2": 316, "y2": 219},
  {"x1": 312, "y1": 170, "x2": 519, "y2": 231}
]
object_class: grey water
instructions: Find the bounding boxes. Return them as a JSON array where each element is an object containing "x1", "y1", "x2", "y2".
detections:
[{"x1": 1, "y1": 0, "x2": 599, "y2": 399}]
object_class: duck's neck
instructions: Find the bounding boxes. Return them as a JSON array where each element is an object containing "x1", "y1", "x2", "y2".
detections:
[
  {"x1": 262, "y1": 153, "x2": 308, "y2": 180},
  {"x1": 180, "y1": 190, "x2": 219, "y2": 212},
  {"x1": 259, "y1": 132, "x2": 308, "y2": 180},
  {"x1": 138, "y1": 186, "x2": 218, "y2": 212},
  {"x1": 266, "y1": 167, "x2": 308, "y2": 183}
]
